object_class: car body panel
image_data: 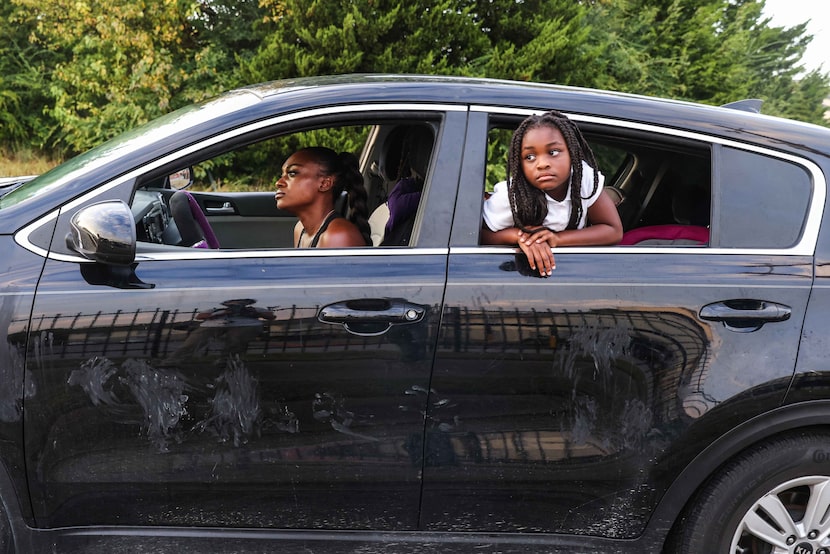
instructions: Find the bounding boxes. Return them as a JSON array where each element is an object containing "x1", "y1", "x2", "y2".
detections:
[
  {"x1": 0, "y1": 240, "x2": 48, "y2": 528},
  {"x1": 0, "y1": 74, "x2": 826, "y2": 551},
  {"x1": 789, "y1": 151, "x2": 830, "y2": 411},
  {"x1": 24, "y1": 102, "x2": 466, "y2": 530},
  {"x1": 26, "y1": 252, "x2": 446, "y2": 529},
  {"x1": 426, "y1": 250, "x2": 810, "y2": 536},
  {"x1": 423, "y1": 107, "x2": 818, "y2": 539}
]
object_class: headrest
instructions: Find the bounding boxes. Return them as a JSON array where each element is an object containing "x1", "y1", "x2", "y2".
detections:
[{"x1": 379, "y1": 125, "x2": 434, "y2": 182}]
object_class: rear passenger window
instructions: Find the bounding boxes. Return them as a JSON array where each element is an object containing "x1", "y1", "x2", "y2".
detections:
[
  {"x1": 482, "y1": 114, "x2": 815, "y2": 252},
  {"x1": 717, "y1": 147, "x2": 811, "y2": 249},
  {"x1": 484, "y1": 120, "x2": 713, "y2": 247}
]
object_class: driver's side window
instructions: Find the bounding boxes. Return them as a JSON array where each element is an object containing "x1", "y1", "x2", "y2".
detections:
[
  {"x1": 131, "y1": 118, "x2": 438, "y2": 251},
  {"x1": 131, "y1": 126, "x2": 373, "y2": 250}
]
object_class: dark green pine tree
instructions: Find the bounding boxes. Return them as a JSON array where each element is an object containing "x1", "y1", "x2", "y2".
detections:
[
  {"x1": 582, "y1": 0, "x2": 829, "y2": 126},
  {"x1": 240, "y1": 0, "x2": 598, "y2": 85}
]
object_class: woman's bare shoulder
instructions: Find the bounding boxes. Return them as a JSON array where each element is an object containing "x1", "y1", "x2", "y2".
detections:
[{"x1": 318, "y1": 218, "x2": 367, "y2": 248}]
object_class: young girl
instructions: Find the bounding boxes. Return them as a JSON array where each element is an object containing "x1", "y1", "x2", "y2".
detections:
[
  {"x1": 275, "y1": 146, "x2": 371, "y2": 248},
  {"x1": 481, "y1": 111, "x2": 623, "y2": 276}
]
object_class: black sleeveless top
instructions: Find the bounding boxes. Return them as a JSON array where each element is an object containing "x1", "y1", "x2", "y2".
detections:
[{"x1": 297, "y1": 211, "x2": 340, "y2": 248}]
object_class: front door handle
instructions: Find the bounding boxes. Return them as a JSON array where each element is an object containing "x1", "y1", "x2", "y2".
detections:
[
  {"x1": 205, "y1": 201, "x2": 236, "y2": 215},
  {"x1": 318, "y1": 299, "x2": 426, "y2": 336},
  {"x1": 699, "y1": 299, "x2": 791, "y2": 332}
]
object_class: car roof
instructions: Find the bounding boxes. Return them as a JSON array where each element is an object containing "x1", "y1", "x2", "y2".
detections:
[{"x1": 236, "y1": 73, "x2": 830, "y2": 155}]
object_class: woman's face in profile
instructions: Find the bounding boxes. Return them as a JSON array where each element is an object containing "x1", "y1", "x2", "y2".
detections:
[{"x1": 274, "y1": 150, "x2": 327, "y2": 212}]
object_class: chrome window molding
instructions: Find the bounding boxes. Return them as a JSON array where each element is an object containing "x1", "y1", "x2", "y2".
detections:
[
  {"x1": 16, "y1": 103, "x2": 466, "y2": 263},
  {"x1": 444, "y1": 276, "x2": 813, "y2": 290},
  {"x1": 452, "y1": 245, "x2": 814, "y2": 257},
  {"x1": 42, "y1": 247, "x2": 450, "y2": 264},
  {"x1": 17, "y1": 103, "x2": 825, "y2": 262},
  {"x1": 33, "y1": 280, "x2": 447, "y2": 297},
  {"x1": 14, "y1": 209, "x2": 57, "y2": 258},
  {"x1": 472, "y1": 105, "x2": 826, "y2": 257}
]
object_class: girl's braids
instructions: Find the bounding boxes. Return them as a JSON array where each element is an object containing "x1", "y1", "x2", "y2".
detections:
[
  {"x1": 302, "y1": 147, "x2": 371, "y2": 246},
  {"x1": 506, "y1": 110, "x2": 600, "y2": 231}
]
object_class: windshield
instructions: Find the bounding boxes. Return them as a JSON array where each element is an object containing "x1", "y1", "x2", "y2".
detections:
[{"x1": 0, "y1": 90, "x2": 260, "y2": 210}]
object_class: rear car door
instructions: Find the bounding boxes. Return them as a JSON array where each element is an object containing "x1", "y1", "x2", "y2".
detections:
[
  {"x1": 23, "y1": 105, "x2": 465, "y2": 529},
  {"x1": 421, "y1": 107, "x2": 817, "y2": 538}
]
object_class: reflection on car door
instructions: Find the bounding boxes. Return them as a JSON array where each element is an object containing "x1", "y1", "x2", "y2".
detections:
[
  {"x1": 26, "y1": 250, "x2": 444, "y2": 529},
  {"x1": 419, "y1": 111, "x2": 812, "y2": 538},
  {"x1": 23, "y1": 109, "x2": 466, "y2": 530}
]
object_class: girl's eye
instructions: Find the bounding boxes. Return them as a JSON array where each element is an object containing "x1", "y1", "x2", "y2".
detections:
[
  {"x1": 549, "y1": 149, "x2": 561, "y2": 156},
  {"x1": 524, "y1": 154, "x2": 536, "y2": 162},
  {"x1": 286, "y1": 170, "x2": 298, "y2": 178}
]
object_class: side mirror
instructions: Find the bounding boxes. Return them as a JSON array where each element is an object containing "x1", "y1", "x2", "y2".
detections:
[
  {"x1": 167, "y1": 167, "x2": 193, "y2": 190},
  {"x1": 66, "y1": 200, "x2": 136, "y2": 265}
]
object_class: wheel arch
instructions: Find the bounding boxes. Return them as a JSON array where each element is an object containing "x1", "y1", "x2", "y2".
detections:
[
  {"x1": 0, "y1": 455, "x2": 33, "y2": 552},
  {"x1": 646, "y1": 399, "x2": 830, "y2": 548}
]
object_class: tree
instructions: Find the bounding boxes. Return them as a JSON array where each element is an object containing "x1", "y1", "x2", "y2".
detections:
[
  {"x1": 470, "y1": 0, "x2": 599, "y2": 85},
  {"x1": 736, "y1": 1, "x2": 830, "y2": 123},
  {"x1": 1, "y1": 0, "x2": 827, "y2": 162},
  {"x1": 241, "y1": 0, "x2": 598, "y2": 85},
  {"x1": 0, "y1": 2, "x2": 62, "y2": 151},
  {"x1": 8, "y1": 0, "x2": 270, "y2": 154},
  {"x1": 242, "y1": 0, "x2": 487, "y2": 82},
  {"x1": 583, "y1": 0, "x2": 829, "y2": 125}
]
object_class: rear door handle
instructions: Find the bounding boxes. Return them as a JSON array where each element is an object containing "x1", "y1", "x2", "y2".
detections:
[
  {"x1": 699, "y1": 299, "x2": 791, "y2": 332},
  {"x1": 318, "y1": 299, "x2": 426, "y2": 336}
]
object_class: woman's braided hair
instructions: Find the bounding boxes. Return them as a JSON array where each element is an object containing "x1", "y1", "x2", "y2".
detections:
[
  {"x1": 506, "y1": 111, "x2": 600, "y2": 231},
  {"x1": 302, "y1": 147, "x2": 371, "y2": 246}
]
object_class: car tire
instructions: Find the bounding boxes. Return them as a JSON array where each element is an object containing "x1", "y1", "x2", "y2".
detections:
[{"x1": 668, "y1": 431, "x2": 830, "y2": 553}]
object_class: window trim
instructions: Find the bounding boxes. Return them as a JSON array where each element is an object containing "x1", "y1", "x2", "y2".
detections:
[
  {"x1": 469, "y1": 106, "x2": 825, "y2": 257},
  {"x1": 17, "y1": 103, "x2": 466, "y2": 262}
]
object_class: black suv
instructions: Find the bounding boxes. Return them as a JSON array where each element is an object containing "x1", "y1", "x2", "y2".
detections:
[{"x1": 0, "y1": 74, "x2": 828, "y2": 553}]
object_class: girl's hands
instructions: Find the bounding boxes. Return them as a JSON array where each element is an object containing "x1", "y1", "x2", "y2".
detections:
[{"x1": 517, "y1": 228, "x2": 557, "y2": 277}]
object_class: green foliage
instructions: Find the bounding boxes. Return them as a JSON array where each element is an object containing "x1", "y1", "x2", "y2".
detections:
[
  {"x1": 10, "y1": 0, "x2": 194, "y2": 152},
  {"x1": 474, "y1": 0, "x2": 598, "y2": 84},
  {"x1": 7, "y1": 0, "x2": 269, "y2": 155},
  {"x1": 0, "y1": 0, "x2": 827, "y2": 163},
  {"x1": 242, "y1": 0, "x2": 598, "y2": 85},
  {"x1": 189, "y1": 126, "x2": 371, "y2": 192},
  {"x1": 485, "y1": 128, "x2": 512, "y2": 191},
  {"x1": 241, "y1": 0, "x2": 490, "y2": 82},
  {"x1": 0, "y1": 2, "x2": 62, "y2": 152},
  {"x1": 584, "y1": 0, "x2": 829, "y2": 124}
]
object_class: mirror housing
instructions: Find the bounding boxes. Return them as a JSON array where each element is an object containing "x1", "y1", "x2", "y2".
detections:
[{"x1": 66, "y1": 200, "x2": 136, "y2": 265}]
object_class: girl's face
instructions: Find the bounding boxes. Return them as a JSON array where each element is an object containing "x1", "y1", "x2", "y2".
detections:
[
  {"x1": 274, "y1": 150, "x2": 330, "y2": 213},
  {"x1": 520, "y1": 125, "x2": 572, "y2": 201}
]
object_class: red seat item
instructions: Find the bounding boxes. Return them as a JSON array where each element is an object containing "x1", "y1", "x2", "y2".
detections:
[{"x1": 620, "y1": 224, "x2": 708, "y2": 245}]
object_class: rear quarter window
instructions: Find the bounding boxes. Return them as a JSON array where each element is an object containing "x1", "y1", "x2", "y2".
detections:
[{"x1": 717, "y1": 147, "x2": 812, "y2": 249}]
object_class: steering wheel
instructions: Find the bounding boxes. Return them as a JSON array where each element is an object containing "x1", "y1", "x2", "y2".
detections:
[{"x1": 169, "y1": 190, "x2": 220, "y2": 248}]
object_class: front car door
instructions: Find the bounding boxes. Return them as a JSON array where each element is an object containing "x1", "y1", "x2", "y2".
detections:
[{"x1": 22, "y1": 104, "x2": 466, "y2": 529}]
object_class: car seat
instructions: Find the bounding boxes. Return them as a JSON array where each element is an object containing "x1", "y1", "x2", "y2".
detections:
[
  {"x1": 368, "y1": 125, "x2": 434, "y2": 246},
  {"x1": 620, "y1": 179, "x2": 709, "y2": 246}
]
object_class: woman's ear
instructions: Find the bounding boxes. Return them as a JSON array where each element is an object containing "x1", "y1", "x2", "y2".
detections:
[{"x1": 319, "y1": 176, "x2": 333, "y2": 192}]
